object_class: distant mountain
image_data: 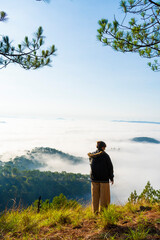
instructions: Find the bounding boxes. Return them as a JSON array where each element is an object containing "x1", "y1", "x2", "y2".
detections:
[
  {"x1": 132, "y1": 137, "x2": 160, "y2": 144},
  {"x1": 0, "y1": 156, "x2": 44, "y2": 171},
  {"x1": 0, "y1": 147, "x2": 85, "y2": 172},
  {"x1": 113, "y1": 120, "x2": 160, "y2": 125},
  {"x1": 0, "y1": 121, "x2": 6, "y2": 124},
  {"x1": 29, "y1": 147, "x2": 84, "y2": 165}
]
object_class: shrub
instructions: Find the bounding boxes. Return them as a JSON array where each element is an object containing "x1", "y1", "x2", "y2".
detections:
[
  {"x1": 51, "y1": 193, "x2": 79, "y2": 209},
  {"x1": 33, "y1": 194, "x2": 79, "y2": 212},
  {"x1": 138, "y1": 181, "x2": 160, "y2": 203},
  {"x1": 128, "y1": 181, "x2": 160, "y2": 203}
]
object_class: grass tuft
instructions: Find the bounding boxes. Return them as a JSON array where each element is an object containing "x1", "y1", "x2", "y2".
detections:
[
  {"x1": 125, "y1": 225, "x2": 150, "y2": 240},
  {"x1": 99, "y1": 204, "x2": 120, "y2": 227}
]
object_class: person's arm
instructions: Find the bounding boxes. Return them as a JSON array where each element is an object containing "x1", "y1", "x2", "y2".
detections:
[{"x1": 107, "y1": 155, "x2": 114, "y2": 184}]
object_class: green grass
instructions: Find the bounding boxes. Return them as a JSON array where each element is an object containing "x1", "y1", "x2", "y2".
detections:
[
  {"x1": 99, "y1": 204, "x2": 120, "y2": 227},
  {"x1": 0, "y1": 190, "x2": 159, "y2": 240},
  {"x1": 125, "y1": 225, "x2": 150, "y2": 240}
]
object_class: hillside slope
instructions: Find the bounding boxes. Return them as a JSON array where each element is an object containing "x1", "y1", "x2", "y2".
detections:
[
  {"x1": 0, "y1": 200, "x2": 159, "y2": 240},
  {"x1": 0, "y1": 147, "x2": 88, "y2": 211},
  {"x1": 0, "y1": 182, "x2": 160, "y2": 240}
]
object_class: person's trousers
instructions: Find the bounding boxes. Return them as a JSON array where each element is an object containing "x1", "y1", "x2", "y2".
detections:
[{"x1": 91, "y1": 182, "x2": 110, "y2": 213}]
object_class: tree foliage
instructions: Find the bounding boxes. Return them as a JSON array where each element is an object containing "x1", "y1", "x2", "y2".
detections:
[
  {"x1": 0, "y1": 11, "x2": 8, "y2": 22},
  {"x1": 0, "y1": 168, "x2": 90, "y2": 211},
  {"x1": 0, "y1": 27, "x2": 56, "y2": 70},
  {"x1": 0, "y1": 147, "x2": 88, "y2": 211},
  {"x1": 0, "y1": 0, "x2": 56, "y2": 70},
  {"x1": 97, "y1": 0, "x2": 160, "y2": 71},
  {"x1": 128, "y1": 181, "x2": 160, "y2": 203}
]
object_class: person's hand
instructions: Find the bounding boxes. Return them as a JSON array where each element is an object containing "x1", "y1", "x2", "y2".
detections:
[{"x1": 111, "y1": 180, "x2": 114, "y2": 185}]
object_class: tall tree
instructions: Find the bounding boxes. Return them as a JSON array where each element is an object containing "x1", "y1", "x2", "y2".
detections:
[
  {"x1": 0, "y1": 0, "x2": 56, "y2": 70},
  {"x1": 97, "y1": 0, "x2": 160, "y2": 71}
]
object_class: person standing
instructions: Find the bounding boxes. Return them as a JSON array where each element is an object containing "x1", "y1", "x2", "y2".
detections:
[{"x1": 88, "y1": 141, "x2": 114, "y2": 213}]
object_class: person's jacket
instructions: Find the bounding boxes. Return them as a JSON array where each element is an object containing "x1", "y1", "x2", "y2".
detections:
[{"x1": 88, "y1": 150, "x2": 114, "y2": 182}]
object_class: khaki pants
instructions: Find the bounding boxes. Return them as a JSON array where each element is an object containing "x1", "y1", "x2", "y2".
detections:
[{"x1": 91, "y1": 182, "x2": 110, "y2": 213}]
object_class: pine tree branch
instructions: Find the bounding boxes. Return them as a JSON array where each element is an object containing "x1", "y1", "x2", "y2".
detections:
[{"x1": 148, "y1": 0, "x2": 160, "y2": 7}]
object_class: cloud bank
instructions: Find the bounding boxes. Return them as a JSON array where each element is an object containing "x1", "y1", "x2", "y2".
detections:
[{"x1": 0, "y1": 117, "x2": 159, "y2": 203}]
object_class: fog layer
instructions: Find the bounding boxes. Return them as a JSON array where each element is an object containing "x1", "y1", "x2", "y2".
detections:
[{"x1": 0, "y1": 118, "x2": 160, "y2": 203}]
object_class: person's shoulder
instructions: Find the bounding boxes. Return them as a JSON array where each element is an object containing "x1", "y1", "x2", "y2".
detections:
[
  {"x1": 88, "y1": 150, "x2": 103, "y2": 158},
  {"x1": 103, "y1": 151, "x2": 111, "y2": 158}
]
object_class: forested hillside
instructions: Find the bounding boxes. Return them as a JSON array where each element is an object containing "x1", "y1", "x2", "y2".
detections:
[
  {"x1": 0, "y1": 147, "x2": 84, "y2": 171},
  {"x1": 0, "y1": 169, "x2": 90, "y2": 211},
  {"x1": 0, "y1": 147, "x2": 89, "y2": 211}
]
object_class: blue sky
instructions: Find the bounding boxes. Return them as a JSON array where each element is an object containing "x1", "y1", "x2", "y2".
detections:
[{"x1": 0, "y1": 0, "x2": 160, "y2": 121}]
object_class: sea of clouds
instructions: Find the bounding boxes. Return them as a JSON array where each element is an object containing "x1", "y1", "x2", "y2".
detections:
[{"x1": 0, "y1": 117, "x2": 160, "y2": 203}]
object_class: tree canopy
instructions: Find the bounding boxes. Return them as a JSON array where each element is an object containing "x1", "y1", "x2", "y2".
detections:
[
  {"x1": 0, "y1": 0, "x2": 56, "y2": 70},
  {"x1": 0, "y1": 168, "x2": 90, "y2": 211},
  {"x1": 97, "y1": 0, "x2": 160, "y2": 71}
]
